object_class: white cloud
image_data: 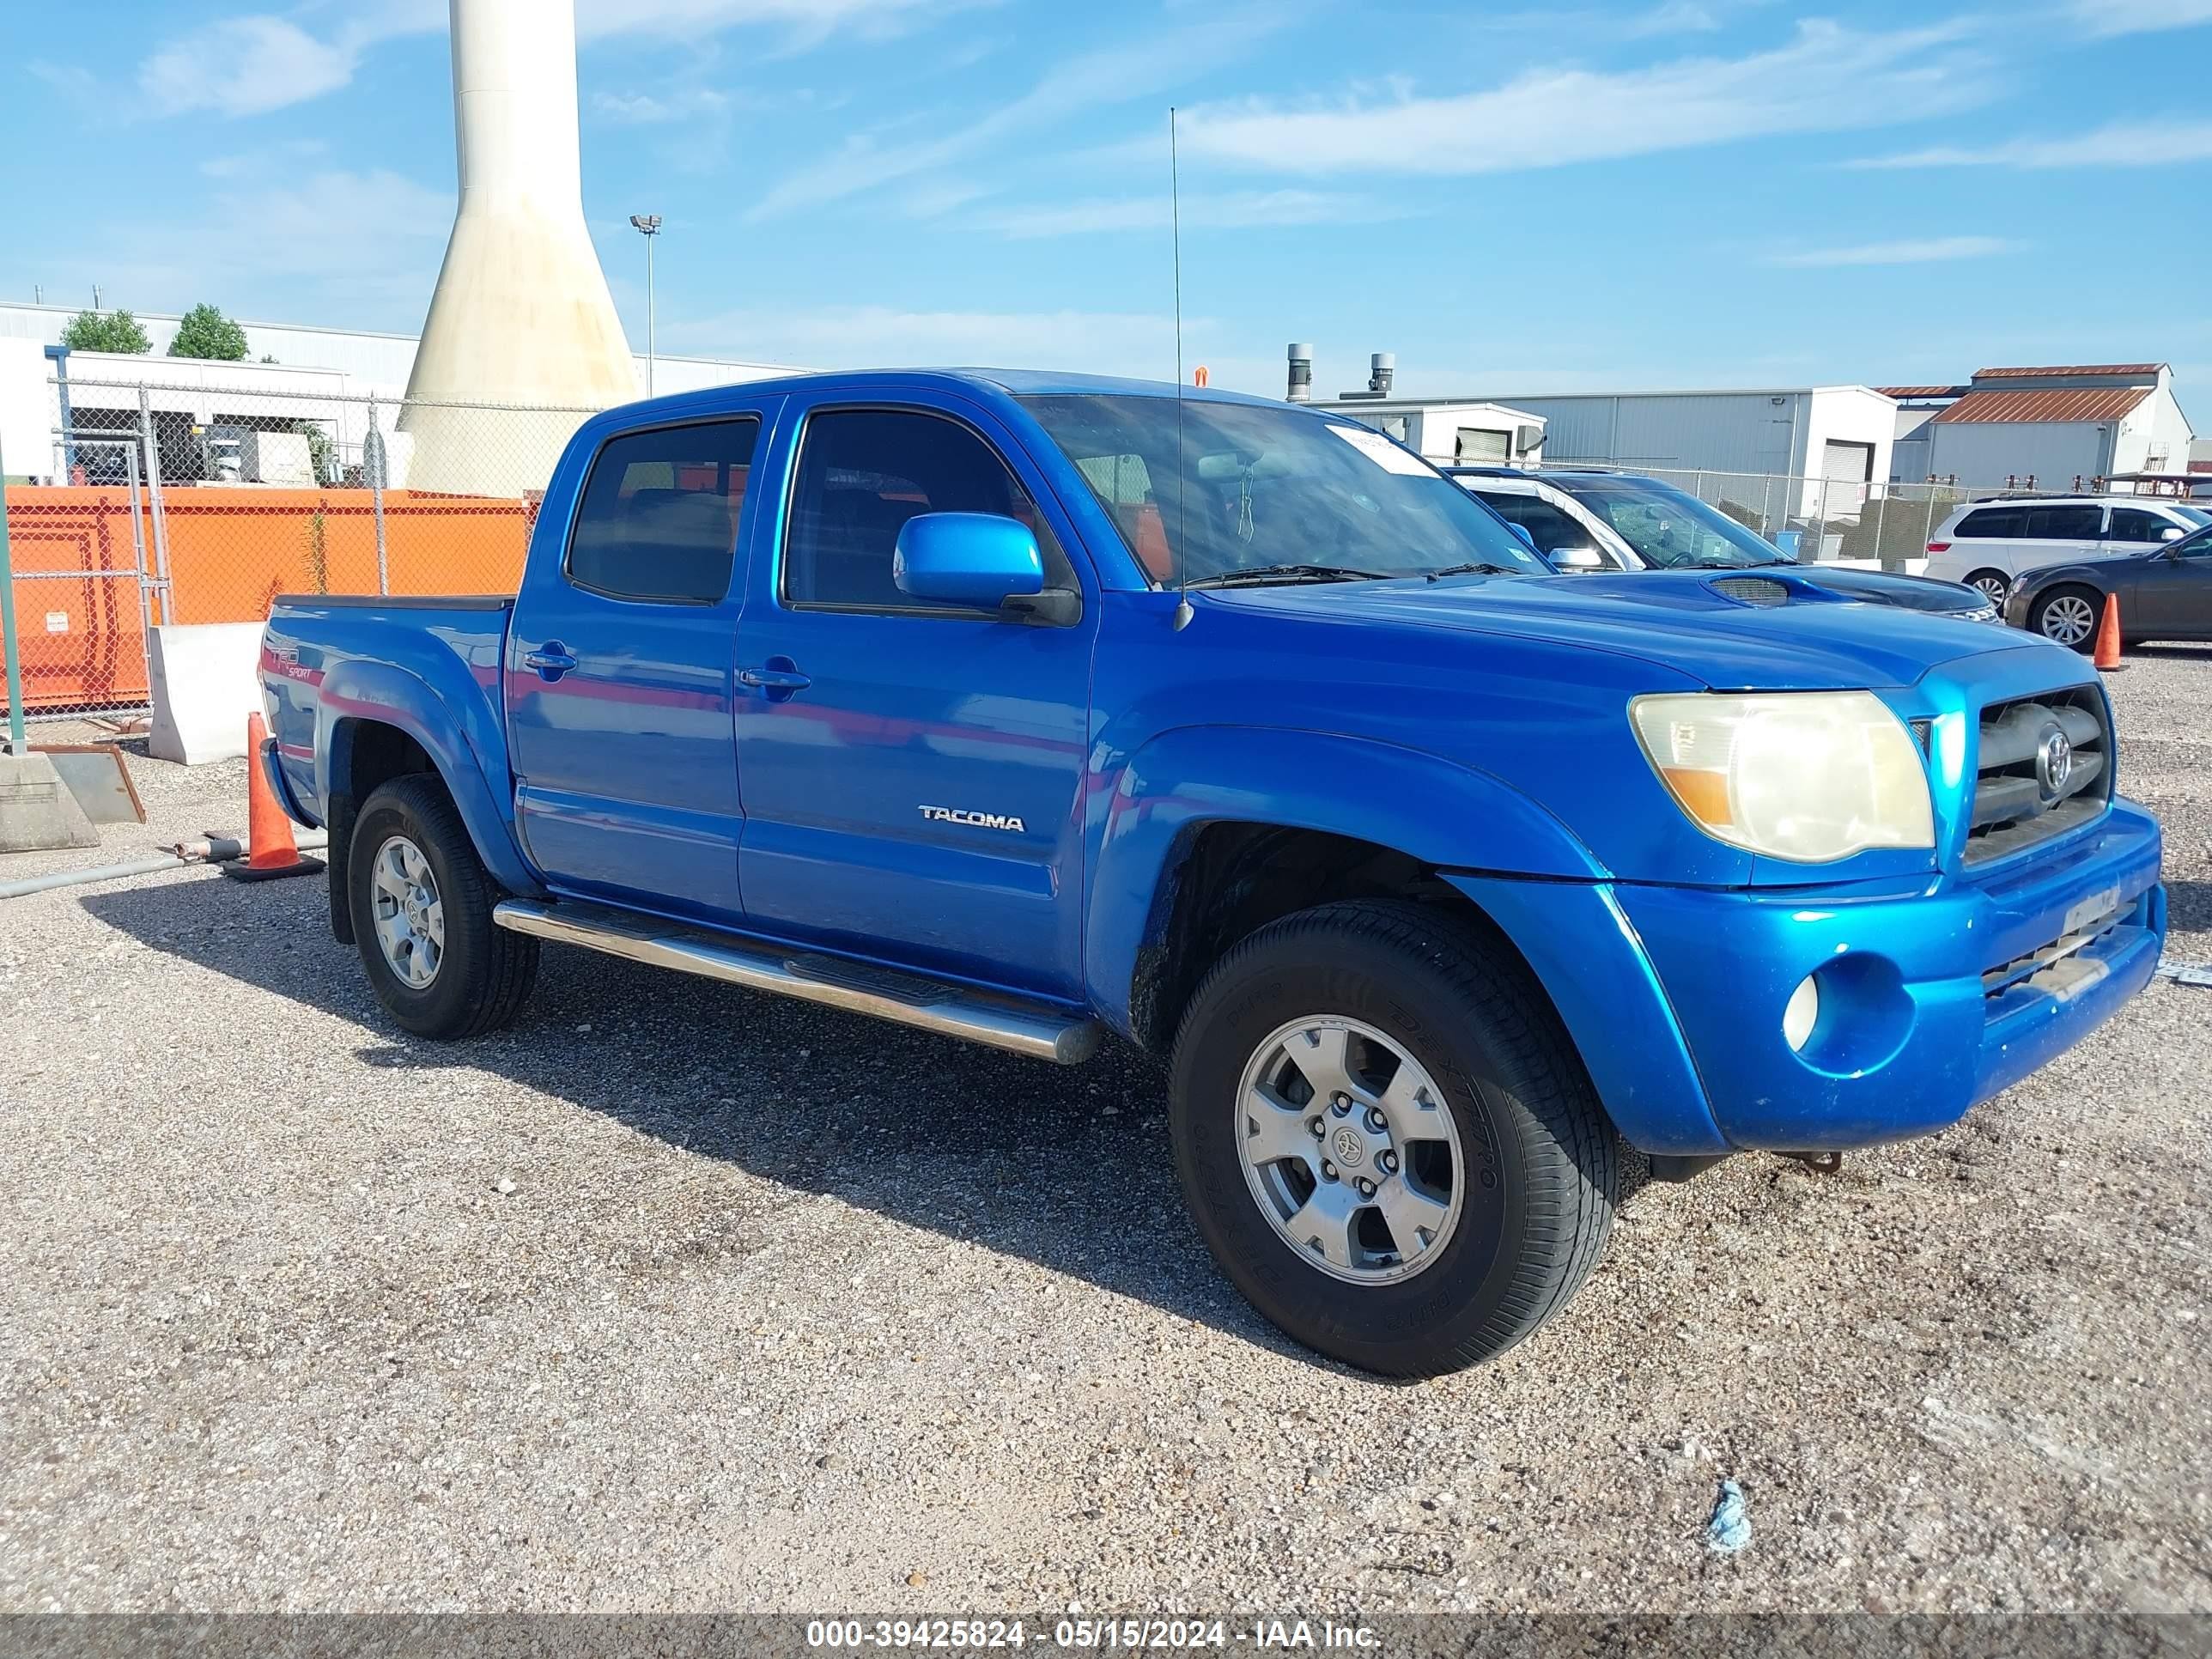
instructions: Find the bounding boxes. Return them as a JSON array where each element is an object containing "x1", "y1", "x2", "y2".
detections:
[
  {"x1": 972, "y1": 189, "x2": 1396, "y2": 239},
  {"x1": 745, "y1": 6, "x2": 1291, "y2": 220},
  {"x1": 591, "y1": 87, "x2": 732, "y2": 125},
  {"x1": 1848, "y1": 117, "x2": 2212, "y2": 168},
  {"x1": 667, "y1": 304, "x2": 1187, "y2": 375},
  {"x1": 132, "y1": 0, "x2": 968, "y2": 120},
  {"x1": 1476, "y1": 0, "x2": 1721, "y2": 37},
  {"x1": 1767, "y1": 235, "x2": 2027, "y2": 268},
  {"x1": 2066, "y1": 0, "x2": 2212, "y2": 36},
  {"x1": 138, "y1": 16, "x2": 359, "y2": 118},
  {"x1": 574, "y1": 0, "x2": 975, "y2": 44},
  {"x1": 1171, "y1": 21, "x2": 1993, "y2": 176},
  {"x1": 47, "y1": 162, "x2": 455, "y2": 324}
]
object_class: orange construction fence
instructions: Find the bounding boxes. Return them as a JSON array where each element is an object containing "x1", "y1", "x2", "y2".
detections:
[{"x1": 3, "y1": 484, "x2": 536, "y2": 714}]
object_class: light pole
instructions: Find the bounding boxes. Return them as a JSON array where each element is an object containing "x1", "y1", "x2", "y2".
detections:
[{"x1": 629, "y1": 214, "x2": 661, "y2": 395}]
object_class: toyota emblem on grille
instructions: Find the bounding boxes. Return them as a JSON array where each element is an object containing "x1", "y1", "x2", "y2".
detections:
[{"x1": 2035, "y1": 726, "x2": 2074, "y2": 802}]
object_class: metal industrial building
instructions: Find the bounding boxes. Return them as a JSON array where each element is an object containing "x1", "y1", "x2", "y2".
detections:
[
  {"x1": 1883, "y1": 364, "x2": 2196, "y2": 489},
  {"x1": 1328, "y1": 370, "x2": 1897, "y2": 515}
]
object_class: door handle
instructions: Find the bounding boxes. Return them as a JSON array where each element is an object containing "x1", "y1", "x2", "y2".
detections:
[
  {"x1": 524, "y1": 643, "x2": 578, "y2": 681},
  {"x1": 738, "y1": 660, "x2": 811, "y2": 695}
]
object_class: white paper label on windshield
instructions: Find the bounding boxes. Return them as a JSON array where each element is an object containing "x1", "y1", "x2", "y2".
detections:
[{"x1": 1327, "y1": 422, "x2": 1432, "y2": 477}]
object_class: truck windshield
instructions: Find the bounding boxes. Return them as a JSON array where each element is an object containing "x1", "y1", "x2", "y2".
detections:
[
  {"x1": 1550, "y1": 476, "x2": 1790, "y2": 570},
  {"x1": 1017, "y1": 393, "x2": 1551, "y2": 586}
]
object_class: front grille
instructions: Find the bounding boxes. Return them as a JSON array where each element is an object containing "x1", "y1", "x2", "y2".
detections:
[
  {"x1": 1963, "y1": 688, "x2": 2110, "y2": 865},
  {"x1": 1981, "y1": 894, "x2": 2128, "y2": 1003}
]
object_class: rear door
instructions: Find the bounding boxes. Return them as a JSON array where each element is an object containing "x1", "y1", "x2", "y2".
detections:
[
  {"x1": 2019, "y1": 502, "x2": 2107, "y2": 569},
  {"x1": 731, "y1": 392, "x2": 1097, "y2": 998},
  {"x1": 506, "y1": 407, "x2": 774, "y2": 925}
]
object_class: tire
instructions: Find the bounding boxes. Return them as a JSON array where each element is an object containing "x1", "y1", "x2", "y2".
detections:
[
  {"x1": 1963, "y1": 569, "x2": 2010, "y2": 605},
  {"x1": 2030, "y1": 584, "x2": 2103, "y2": 653},
  {"x1": 1170, "y1": 898, "x2": 1617, "y2": 1376},
  {"x1": 349, "y1": 775, "x2": 538, "y2": 1039}
]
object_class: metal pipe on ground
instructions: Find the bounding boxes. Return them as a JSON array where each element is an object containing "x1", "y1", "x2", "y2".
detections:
[{"x1": 0, "y1": 829, "x2": 328, "y2": 900}]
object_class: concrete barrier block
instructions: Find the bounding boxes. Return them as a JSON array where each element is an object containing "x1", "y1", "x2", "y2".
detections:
[
  {"x1": 147, "y1": 623, "x2": 266, "y2": 766},
  {"x1": 0, "y1": 751, "x2": 101, "y2": 852}
]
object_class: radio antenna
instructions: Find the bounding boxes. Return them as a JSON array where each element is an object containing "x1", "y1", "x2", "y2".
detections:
[{"x1": 1170, "y1": 106, "x2": 1194, "y2": 631}]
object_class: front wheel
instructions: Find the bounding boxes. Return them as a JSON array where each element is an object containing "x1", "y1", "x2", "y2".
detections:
[
  {"x1": 349, "y1": 775, "x2": 538, "y2": 1038},
  {"x1": 1170, "y1": 899, "x2": 1618, "y2": 1376},
  {"x1": 2031, "y1": 585, "x2": 2102, "y2": 652}
]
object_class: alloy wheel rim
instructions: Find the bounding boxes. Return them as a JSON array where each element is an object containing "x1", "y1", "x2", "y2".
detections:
[
  {"x1": 1972, "y1": 575, "x2": 2009, "y2": 603},
  {"x1": 369, "y1": 835, "x2": 445, "y2": 990},
  {"x1": 1235, "y1": 1016, "x2": 1466, "y2": 1286},
  {"x1": 2042, "y1": 594, "x2": 2095, "y2": 646}
]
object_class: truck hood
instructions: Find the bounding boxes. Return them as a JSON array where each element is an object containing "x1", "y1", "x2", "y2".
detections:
[
  {"x1": 1206, "y1": 569, "x2": 2048, "y2": 691},
  {"x1": 1783, "y1": 564, "x2": 1990, "y2": 616}
]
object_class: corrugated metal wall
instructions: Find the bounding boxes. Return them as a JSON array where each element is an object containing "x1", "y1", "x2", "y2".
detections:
[
  {"x1": 1925, "y1": 422, "x2": 2111, "y2": 487},
  {"x1": 1477, "y1": 392, "x2": 1808, "y2": 474}
]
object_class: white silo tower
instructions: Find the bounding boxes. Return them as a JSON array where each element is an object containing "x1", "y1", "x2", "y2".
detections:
[{"x1": 398, "y1": 0, "x2": 635, "y2": 496}]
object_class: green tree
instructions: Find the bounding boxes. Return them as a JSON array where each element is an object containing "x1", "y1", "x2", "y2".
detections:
[
  {"x1": 59, "y1": 308, "x2": 151, "y2": 353},
  {"x1": 167, "y1": 302, "x2": 250, "y2": 362}
]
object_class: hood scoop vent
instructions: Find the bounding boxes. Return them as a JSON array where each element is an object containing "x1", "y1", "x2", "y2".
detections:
[
  {"x1": 1705, "y1": 570, "x2": 1849, "y2": 610},
  {"x1": 1709, "y1": 575, "x2": 1791, "y2": 608}
]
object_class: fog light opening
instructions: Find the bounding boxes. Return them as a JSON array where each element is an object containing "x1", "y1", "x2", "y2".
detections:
[{"x1": 1783, "y1": 974, "x2": 1820, "y2": 1052}]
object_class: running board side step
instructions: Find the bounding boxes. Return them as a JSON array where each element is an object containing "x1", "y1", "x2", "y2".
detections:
[{"x1": 492, "y1": 898, "x2": 1102, "y2": 1065}]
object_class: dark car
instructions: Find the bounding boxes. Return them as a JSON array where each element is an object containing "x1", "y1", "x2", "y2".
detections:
[
  {"x1": 1448, "y1": 466, "x2": 2001, "y2": 623},
  {"x1": 2005, "y1": 520, "x2": 2212, "y2": 650}
]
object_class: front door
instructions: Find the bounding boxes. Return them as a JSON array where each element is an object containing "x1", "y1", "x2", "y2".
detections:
[
  {"x1": 506, "y1": 410, "x2": 770, "y2": 925},
  {"x1": 732, "y1": 397, "x2": 1095, "y2": 998},
  {"x1": 2130, "y1": 535, "x2": 2212, "y2": 638}
]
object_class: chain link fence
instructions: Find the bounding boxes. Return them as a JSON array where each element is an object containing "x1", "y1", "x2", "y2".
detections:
[
  {"x1": 1614, "y1": 466, "x2": 2072, "y2": 571},
  {"x1": 3, "y1": 378, "x2": 602, "y2": 724}
]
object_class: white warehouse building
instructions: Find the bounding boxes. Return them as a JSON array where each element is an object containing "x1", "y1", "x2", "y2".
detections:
[{"x1": 1334, "y1": 380, "x2": 1898, "y2": 516}]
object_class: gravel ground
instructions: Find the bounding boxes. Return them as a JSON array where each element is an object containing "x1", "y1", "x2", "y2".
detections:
[{"x1": 2, "y1": 654, "x2": 2208, "y2": 1619}]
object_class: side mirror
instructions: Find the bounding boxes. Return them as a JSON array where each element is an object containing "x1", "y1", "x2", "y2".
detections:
[
  {"x1": 1508, "y1": 522, "x2": 1540, "y2": 552},
  {"x1": 2159, "y1": 526, "x2": 2185, "y2": 543},
  {"x1": 894, "y1": 512, "x2": 1046, "y2": 611},
  {"x1": 1551, "y1": 546, "x2": 1605, "y2": 572}
]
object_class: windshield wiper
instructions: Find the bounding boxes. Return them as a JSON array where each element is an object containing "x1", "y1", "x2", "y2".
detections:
[
  {"x1": 1422, "y1": 562, "x2": 1523, "y2": 580},
  {"x1": 1185, "y1": 563, "x2": 1381, "y2": 589}
]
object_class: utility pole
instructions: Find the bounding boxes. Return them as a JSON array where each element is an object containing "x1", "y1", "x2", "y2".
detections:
[{"x1": 629, "y1": 214, "x2": 661, "y2": 395}]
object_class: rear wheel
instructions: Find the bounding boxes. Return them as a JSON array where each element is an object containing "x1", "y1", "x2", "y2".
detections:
[
  {"x1": 2031, "y1": 585, "x2": 2101, "y2": 652},
  {"x1": 1170, "y1": 899, "x2": 1617, "y2": 1376},
  {"x1": 1964, "y1": 569, "x2": 2010, "y2": 605},
  {"x1": 350, "y1": 775, "x2": 538, "y2": 1038}
]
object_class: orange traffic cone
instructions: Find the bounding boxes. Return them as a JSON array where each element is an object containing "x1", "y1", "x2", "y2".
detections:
[
  {"x1": 2093, "y1": 592, "x2": 2124, "y2": 672},
  {"x1": 223, "y1": 713, "x2": 325, "y2": 882}
]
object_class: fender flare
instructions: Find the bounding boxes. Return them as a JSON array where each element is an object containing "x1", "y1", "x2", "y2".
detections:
[
  {"x1": 1084, "y1": 725, "x2": 1607, "y2": 1037},
  {"x1": 317, "y1": 660, "x2": 541, "y2": 896}
]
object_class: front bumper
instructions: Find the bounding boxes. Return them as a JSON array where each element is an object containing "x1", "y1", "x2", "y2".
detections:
[{"x1": 1451, "y1": 799, "x2": 2165, "y2": 1155}]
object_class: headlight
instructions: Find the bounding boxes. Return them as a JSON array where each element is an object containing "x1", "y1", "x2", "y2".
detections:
[
  {"x1": 1630, "y1": 691, "x2": 1935, "y2": 862},
  {"x1": 1962, "y1": 603, "x2": 2000, "y2": 624}
]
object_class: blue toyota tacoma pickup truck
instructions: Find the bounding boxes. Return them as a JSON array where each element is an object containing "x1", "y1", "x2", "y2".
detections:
[{"x1": 260, "y1": 370, "x2": 2166, "y2": 1376}]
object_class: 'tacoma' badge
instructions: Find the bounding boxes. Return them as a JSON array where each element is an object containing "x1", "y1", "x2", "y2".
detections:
[{"x1": 920, "y1": 805, "x2": 1027, "y2": 833}]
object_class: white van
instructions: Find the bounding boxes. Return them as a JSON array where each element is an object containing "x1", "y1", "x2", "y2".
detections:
[{"x1": 1924, "y1": 497, "x2": 2209, "y2": 602}]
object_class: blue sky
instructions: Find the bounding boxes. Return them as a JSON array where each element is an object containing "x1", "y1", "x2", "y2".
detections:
[{"x1": 7, "y1": 0, "x2": 2211, "y2": 412}]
